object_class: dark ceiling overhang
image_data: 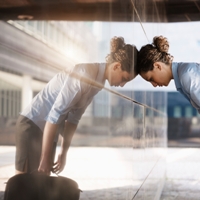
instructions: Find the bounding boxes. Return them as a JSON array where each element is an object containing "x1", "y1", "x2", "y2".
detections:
[{"x1": 0, "y1": 0, "x2": 200, "y2": 22}]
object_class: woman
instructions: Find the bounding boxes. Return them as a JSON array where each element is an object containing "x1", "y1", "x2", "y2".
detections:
[
  {"x1": 136, "y1": 35, "x2": 200, "y2": 113},
  {"x1": 15, "y1": 36, "x2": 138, "y2": 175}
]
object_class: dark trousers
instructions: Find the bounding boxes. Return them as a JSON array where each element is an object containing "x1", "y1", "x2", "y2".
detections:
[{"x1": 15, "y1": 115, "x2": 56, "y2": 173}]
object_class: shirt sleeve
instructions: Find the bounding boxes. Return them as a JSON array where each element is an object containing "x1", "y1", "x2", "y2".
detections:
[
  {"x1": 46, "y1": 64, "x2": 95, "y2": 125},
  {"x1": 45, "y1": 72, "x2": 83, "y2": 124},
  {"x1": 181, "y1": 64, "x2": 200, "y2": 113}
]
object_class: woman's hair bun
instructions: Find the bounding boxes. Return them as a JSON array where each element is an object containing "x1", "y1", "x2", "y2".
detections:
[
  {"x1": 110, "y1": 36, "x2": 125, "y2": 53},
  {"x1": 153, "y1": 35, "x2": 169, "y2": 53}
]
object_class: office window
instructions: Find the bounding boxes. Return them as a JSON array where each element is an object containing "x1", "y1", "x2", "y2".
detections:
[
  {"x1": 173, "y1": 106, "x2": 182, "y2": 117},
  {"x1": 185, "y1": 106, "x2": 192, "y2": 117}
]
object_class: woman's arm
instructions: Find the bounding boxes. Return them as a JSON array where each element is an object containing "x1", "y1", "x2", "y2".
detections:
[
  {"x1": 38, "y1": 121, "x2": 58, "y2": 175},
  {"x1": 52, "y1": 121, "x2": 77, "y2": 174}
]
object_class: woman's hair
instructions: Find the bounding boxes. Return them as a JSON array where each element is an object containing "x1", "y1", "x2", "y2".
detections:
[
  {"x1": 136, "y1": 35, "x2": 173, "y2": 74},
  {"x1": 106, "y1": 36, "x2": 138, "y2": 75}
]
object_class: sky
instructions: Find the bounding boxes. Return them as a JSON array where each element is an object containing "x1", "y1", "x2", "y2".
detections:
[{"x1": 93, "y1": 21, "x2": 200, "y2": 92}]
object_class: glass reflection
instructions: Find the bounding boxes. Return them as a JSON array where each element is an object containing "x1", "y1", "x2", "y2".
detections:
[{"x1": 0, "y1": 0, "x2": 168, "y2": 199}]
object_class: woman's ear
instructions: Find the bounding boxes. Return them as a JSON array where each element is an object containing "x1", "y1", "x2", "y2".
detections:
[
  {"x1": 153, "y1": 62, "x2": 162, "y2": 71},
  {"x1": 113, "y1": 62, "x2": 121, "y2": 70}
]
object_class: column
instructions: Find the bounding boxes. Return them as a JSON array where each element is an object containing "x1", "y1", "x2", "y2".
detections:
[{"x1": 22, "y1": 75, "x2": 33, "y2": 111}]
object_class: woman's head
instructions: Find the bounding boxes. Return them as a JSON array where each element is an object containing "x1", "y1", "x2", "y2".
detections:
[
  {"x1": 105, "y1": 36, "x2": 138, "y2": 87},
  {"x1": 136, "y1": 36, "x2": 174, "y2": 87}
]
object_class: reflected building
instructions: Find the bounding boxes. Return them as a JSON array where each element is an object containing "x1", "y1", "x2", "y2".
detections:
[
  {"x1": 78, "y1": 90, "x2": 167, "y2": 147},
  {"x1": 0, "y1": 20, "x2": 98, "y2": 144},
  {"x1": 168, "y1": 92, "x2": 200, "y2": 139}
]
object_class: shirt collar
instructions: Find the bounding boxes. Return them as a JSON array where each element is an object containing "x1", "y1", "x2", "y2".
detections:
[{"x1": 172, "y1": 62, "x2": 181, "y2": 90}]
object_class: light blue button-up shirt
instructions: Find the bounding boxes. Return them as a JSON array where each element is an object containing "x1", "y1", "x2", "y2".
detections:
[
  {"x1": 21, "y1": 63, "x2": 106, "y2": 131},
  {"x1": 172, "y1": 62, "x2": 200, "y2": 113}
]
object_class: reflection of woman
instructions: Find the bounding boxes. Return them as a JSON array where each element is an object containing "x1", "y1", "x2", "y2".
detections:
[
  {"x1": 15, "y1": 36, "x2": 138, "y2": 175},
  {"x1": 136, "y1": 35, "x2": 200, "y2": 113}
]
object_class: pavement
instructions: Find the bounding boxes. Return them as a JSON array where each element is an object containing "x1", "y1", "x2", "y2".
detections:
[
  {"x1": 1, "y1": 143, "x2": 200, "y2": 200},
  {"x1": 160, "y1": 147, "x2": 200, "y2": 200}
]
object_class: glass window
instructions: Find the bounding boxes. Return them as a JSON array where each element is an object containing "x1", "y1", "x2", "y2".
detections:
[
  {"x1": 185, "y1": 106, "x2": 192, "y2": 118},
  {"x1": 173, "y1": 106, "x2": 182, "y2": 118},
  {"x1": 27, "y1": 20, "x2": 35, "y2": 29},
  {"x1": 37, "y1": 21, "x2": 43, "y2": 33}
]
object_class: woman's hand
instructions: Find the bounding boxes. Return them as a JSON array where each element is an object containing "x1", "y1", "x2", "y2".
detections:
[
  {"x1": 52, "y1": 153, "x2": 66, "y2": 174},
  {"x1": 38, "y1": 121, "x2": 58, "y2": 175},
  {"x1": 51, "y1": 121, "x2": 77, "y2": 174}
]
